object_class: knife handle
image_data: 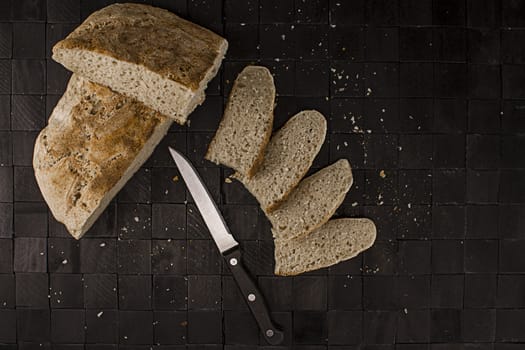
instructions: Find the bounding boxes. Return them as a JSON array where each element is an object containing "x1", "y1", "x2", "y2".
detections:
[{"x1": 223, "y1": 248, "x2": 284, "y2": 345}]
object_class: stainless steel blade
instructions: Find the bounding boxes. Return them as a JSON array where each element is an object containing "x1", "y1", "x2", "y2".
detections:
[{"x1": 168, "y1": 147, "x2": 239, "y2": 253}]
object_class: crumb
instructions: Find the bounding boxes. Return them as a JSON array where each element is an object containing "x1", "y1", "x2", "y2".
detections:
[
  {"x1": 379, "y1": 170, "x2": 386, "y2": 178},
  {"x1": 134, "y1": 217, "x2": 139, "y2": 222},
  {"x1": 97, "y1": 311, "x2": 103, "y2": 318},
  {"x1": 224, "y1": 177, "x2": 232, "y2": 184},
  {"x1": 172, "y1": 175, "x2": 179, "y2": 182}
]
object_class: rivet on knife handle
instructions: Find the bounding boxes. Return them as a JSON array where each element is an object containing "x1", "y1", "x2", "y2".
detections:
[{"x1": 224, "y1": 248, "x2": 285, "y2": 345}]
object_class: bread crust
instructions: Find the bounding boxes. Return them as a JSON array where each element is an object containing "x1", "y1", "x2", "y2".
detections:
[{"x1": 33, "y1": 75, "x2": 172, "y2": 239}]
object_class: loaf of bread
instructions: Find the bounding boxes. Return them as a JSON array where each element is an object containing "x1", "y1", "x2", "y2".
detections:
[
  {"x1": 237, "y1": 110, "x2": 327, "y2": 212},
  {"x1": 52, "y1": 3, "x2": 227, "y2": 124},
  {"x1": 268, "y1": 159, "x2": 353, "y2": 241},
  {"x1": 33, "y1": 75, "x2": 172, "y2": 239},
  {"x1": 274, "y1": 218, "x2": 376, "y2": 276},
  {"x1": 206, "y1": 66, "x2": 275, "y2": 177}
]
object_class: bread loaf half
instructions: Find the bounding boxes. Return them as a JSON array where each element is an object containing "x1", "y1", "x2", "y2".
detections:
[
  {"x1": 52, "y1": 3, "x2": 227, "y2": 124},
  {"x1": 206, "y1": 66, "x2": 275, "y2": 177},
  {"x1": 33, "y1": 75, "x2": 172, "y2": 239},
  {"x1": 237, "y1": 110, "x2": 327, "y2": 212},
  {"x1": 274, "y1": 218, "x2": 376, "y2": 276},
  {"x1": 268, "y1": 159, "x2": 353, "y2": 241}
]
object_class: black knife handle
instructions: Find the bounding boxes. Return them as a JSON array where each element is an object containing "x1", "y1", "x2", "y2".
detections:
[{"x1": 223, "y1": 248, "x2": 284, "y2": 345}]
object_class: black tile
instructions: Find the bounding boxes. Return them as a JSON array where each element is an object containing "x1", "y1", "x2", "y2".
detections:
[
  {"x1": 467, "y1": 135, "x2": 500, "y2": 169},
  {"x1": 150, "y1": 0, "x2": 187, "y2": 14},
  {"x1": 187, "y1": 96, "x2": 223, "y2": 131},
  {"x1": 330, "y1": 61, "x2": 364, "y2": 97},
  {"x1": 293, "y1": 276, "x2": 327, "y2": 310},
  {"x1": 433, "y1": 99, "x2": 467, "y2": 133},
  {"x1": 260, "y1": 0, "x2": 293, "y2": 22},
  {"x1": 0, "y1": 239, "x2": 11, "y2": 273},
  {"x1": 0, "y1": 274, "x2": 15, "y2": 308},
  {"x1": 495, "y1": 310, "x2": 525, "y2": 342},
  {"x1": 366, "y1": 0, "x2": 398, "y2": 24},
  {"x1": 398, "y1": 170, "x2": 432, "y2": 205},
  {"x1": 14, "y1": 166, "x2": 43, "y2": 201},
  {"x1": 117, "y1": 239, "x2": 151, "y2": 274},
  {"x1": 224, "y1": 311, "x2": 259, "y2": 345},
  {"x1": 49, "y1": 273, "x2": 83, "y2": 308},
  {"x1": 330, "y1": 133, "x2": 365, "y2": 169},
  {"x1": 433, "y1": 28, "x2": 466, "y2": 62},
  {"x1": 398, "y1": 241, "x2": 431, "y2": 275},
  {"x1": 397, "y1": 205, "x2": 432, "y2": 240},
  {"x1": 119, "y1": 275, "x2": 151, "y2": 310},
  {"x1": 187, "y1": 240, "x2": 222, "y2": 275},
  {"x1": 15, "y1": 272, "x2": 48, "y2": 307},
  {"x1": 293, "y1": 311, "x2": 327, "y2": 344},
  {"x1": 468, "y1": 100, "x2": 501, "y2": 133},
  {"x1": 327, "y1": 310, "x2": 362, "y2": 345},
  {"x1": 434, "y1": 63, "x2": 467, "y2": 98},
  {"x1": 398, "y1": 135, "x2": 433, "y2": 169},
  {"x1": 365, "y1": 27, "x2": 398, "y2": 61},
  {"x1": 222, "y1": 275, "x2": 247, "y2": 311},
  {"x1": 399, "y1": 27, "x2": 433, "y2": 61},
  {"x1": 503, "y1": 0, "x2": 525, "y2": 26},
  {"x1": 329, "y1": 0, "x2": 365, "y2": 24},
  {"x1": 153, "y1": 275, "x2": 187, "y2": 310},
  {"x1": 464, "y1": 274, "x2": 496, "y2": 308},
  {"x1": 364, "y1": 169, "x2": 398, "y2": 205},
  {"x1": 119, "y1": 311, "x2": 153, "y2": 345},
  {"x1": 12, "y1": 59, "x2": 45, "y2": 94},
  {"x1": 224, "y1": 0, "x2": 258, "y2": 22},
  {"x1": 499, "y1": 205, "x2": 525, "y2": 239},
  {"x1": 364, "y1": 134, "x2": 398, "y2": 168},
  {"x1": 363, "y1": 311, "x2": 397, "y2": 344},
  {"x1": 468, "y1": 28, "x2": 500, "y2": 64},
  {"x1": 433, "y1": 0, "x2": 465, "y2": 25},
  {"x1": 13, "y1": 237, "x2": 46, "y2": 272},
  {"x1": 85, "y1": 309, "x2": 118, "y2": 344},
  {"x1": 258, "y1": 276, "x2": 293, "y2": 311},
  {"x1": 17, "y1": 309, "x2": 50, "y2": 342},
  {"x1": 500, "y1": 239, "x2": 525, "y2": 272},
  {"x1": 465, "y1": 239, "x2": 498, "y2": 273},
  {"x1": 0, "y1": 60, "x2": 11, "y2": 93},
  {"x1": 462, "y1": 309, "x2": 496, "y2": 342},
  {"x1": 400, "y1": 63, "x2": 433, "y2": 97},
  {"x1": 83, "y1": 274, "x2": 117, "y2": 309},
  {"x1": 46, "y1": 60, "x2": 71, "y2": 94},
  {"x1": 0, "y1": 95, "x2": 10, "y2": 129},
  {"x1": 468, "y1": 0, "x2": 501, "y2": 26},
  {"x1": 259, "y1": 24, "x2": 295, "y2": 59},
  {"x1": 0, "y1": 309, "x2": 16, "y2": 343},
  {"x1": 502, "y1": 29, "x2": 525, "y2": 64},
  {"x1": 363, "y1": 241, "x2": 397, "y2": 275},
  {"x1": 363, "y1": 205, "x2": 396, "y2": 241},
  {"x1": 47, "y1": 0, "x2": 80, "y2": 22},
  {"x1": 502, "y1": 136, "x2": 525, "y2": 168},
  {"x1": 468, "y1": 64, "x2": 500, "y2": 98},
  {"x1": 431, "y1": 274, "x2": 464, "y2": 308},
  {"x1": 80, "y1": 239, "x2": 116, "y2": 273},
  {"x1": 433, "y1": 169, "x2": 466, "y2": 204},
  {"x1": 0, "y1": 203, "x2": 13, "y2": 238},
  {"x1": 430, "y1": 309, "x2": 461, "y2": 342},
  {"x1": 329, "y1": 26, "x2": 364, "y2": 60},
  {"x1": 187, "y1": 311, "x2": 223, "y2": 344},
  {"x1": 187, "y1": 275, "x2": 220, "y2": 310},
  {"x1": 327, "y1": 275, "x2": 361, "y2": 310},
  {"x1": 48, "y1": 238, "x2": 80, "y2": 273},
  {"x1": 363, "y1": 276, "x2": 397, "y2": 309},
  {"x1": 432, "y1": 206, "x2": 465, "y2": 238},
  {"x1": 13, "y1": 23, "x2": 45, "y2": 58},
  {"x1": 397, "y1": 310, "x2": 430, "y2": 343},
  {"x1": 152, "y1": 239, "x2": 186, "y2": 274},
  {"x1": 399, "y1": 98, "x2": 433, "y2": 133},
  {"x1": 51, "y1": 309, "x2": 85, "y2": 343},
  {"x1": 433, "y1": 134, "x2": 465, "y2": 168},
  {"x1": 11, "y1": 94, "x2": 45, "y2": 130},
  {"x1": 362, "y1": 99, "x2": 399, "y2": 134},
  {"x1": 154, "y1": 311, "x2": 187, "y2": 345},
  {"x1": 11, "y1": 0, "x2": 46, "y2": 21},
  {"x1": 14, "y1": 202, "x2": 47, "y2": 237},
  {"x1": 364, "y1": 63, "x2": 399, "y2": 98},
  {"x1": 0, "y1": 23, "x2": 12, "y2": 59},
  {"x1": 400, "y1": 0, "x2": 432, "y2": 24},
  {"x1": 12, "y1": 131, "x2": 38, "y2": 166},
  {"x1": 117, "y1": 203, "x2": 151, "y2": 239},
  {"x1": 295, "y1": 25, "x2": 329, "y2": 60},
  {"x1": 498, "y1": 274, "x2": 525, "y2": 307},
  {"x1": 503, "y1": 65, "x2": 525, "y2": 98},
  {"x1": 467, "y1": 205, "x2": 499, "y2": 238},
  {"x1": 222, "y1": 205, "x2": 259, "y2": 240},
  {"x1": 432, "y1": 240, "x2": 464, "y2": 273},
  {"x1": 224, "y1": 24, "x2": 259, "y2": 60},
  {"x1": 295, "y1": 60, "x2": 329, "y2": 96},
  {"x1": 499, "y1": 170, "x2": 525, "y2": 203},
  {"x1": 119, "y1": 168, "x2": 152, "y2": 203}
]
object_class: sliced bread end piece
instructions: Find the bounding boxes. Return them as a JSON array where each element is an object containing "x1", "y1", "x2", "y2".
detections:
[
  {"x1": 206, "y1": 65, "x2": 275, "y2": 177},
  {"x1": 33, "y1": 75, "x2": 173, "y2": 239},
  {"x1": 238, "y1": 110, "x2": 327, "y2": 212},
  {"x1": 52, "y1": 3, "x2": 227, "y2": 124},
  {"x1": 274, "y1": 218, "x2": 376, "y2": 276},
  {"x1": 268, "y1": 159, "x2": 353, "y2": 241}
]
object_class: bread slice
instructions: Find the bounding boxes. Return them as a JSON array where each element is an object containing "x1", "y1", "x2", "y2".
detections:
[
  {"x1": 33, "y1": 75, "x2": 172, "y2": 239},
  {"x1": 206, "y1": 66, "x2": 275, "y2": 177},
  {"x1": 52, "y1": 3, "x2": 227, "y2": 124},
  {"x1": 237, "y1": 110, "x2": 327, "y2": 212},
  {"x1": 274, "y1": 218, "x2": 376, "y2": 276},
  {"x1": 268, "y1": 159, "x2": 353, "y2": 241}
]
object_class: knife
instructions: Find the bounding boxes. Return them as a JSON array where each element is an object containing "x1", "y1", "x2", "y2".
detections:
[{"x1": 169, "y1": 147, "x2": 284, "y2": 345}]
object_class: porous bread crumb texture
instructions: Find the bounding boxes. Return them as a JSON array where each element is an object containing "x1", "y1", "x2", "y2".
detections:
[
  {"x1": 206, "y1": 66, "x2": 275, "y2": 177},
  {"x1": 268, "y1": 159, "x2": 353, "y2": 241},
  {"x1": 52, "y1": 3, "x2": 227, "y2": 123},
  {"x1": 274, "y1": 218, "x2": 377, "y2": 276},
  {"x1": 237, "y1": 110, "x2": 327, "y2": 212},
  {"x1": 33, "y1": 75, "x2": 172, "y2": 239}
]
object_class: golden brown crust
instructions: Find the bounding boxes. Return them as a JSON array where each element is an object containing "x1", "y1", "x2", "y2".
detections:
[
  {"x1": 33, "y1": 75, "x2": 170, "y2": 237},
  {"x1": 53, "y1": 3, "x2": 225, "y2": 91}
]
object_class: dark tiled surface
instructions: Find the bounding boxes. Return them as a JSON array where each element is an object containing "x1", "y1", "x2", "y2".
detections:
[{"x1": 1, "y1": 0, "x2": 524, "y2": 348}]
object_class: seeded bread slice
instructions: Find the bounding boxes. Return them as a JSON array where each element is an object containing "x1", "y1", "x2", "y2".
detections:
[
  {"x1": 33, "y1": 75, "x2": 172, "y2": 239},
  {"x1": 237, "y1": 110, "x2": 327, "y2": 212},
  {"x1": 52, "y1": 3, "x2": 227, "y2": 124},
  {"x1": 268, "y1": 159, "x2": 353, "y2": 241},
  {"x1": 274, "y1": 218, "x2": 376, "y2": 276},
  {"x1": 206, "y1": 66, "x2": 275, "y2": 177}
]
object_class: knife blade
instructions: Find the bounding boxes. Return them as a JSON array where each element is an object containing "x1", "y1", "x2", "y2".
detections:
[{"x1": 168, "y1": 147, "x2": 284, "y2": 345}]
